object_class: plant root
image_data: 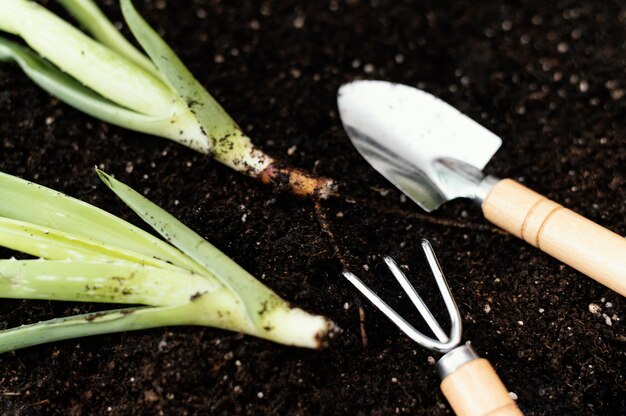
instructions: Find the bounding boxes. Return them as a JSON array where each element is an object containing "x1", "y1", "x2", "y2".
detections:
[{"x1": 260, "y1": 163, "x2": 337, "y2": 200}]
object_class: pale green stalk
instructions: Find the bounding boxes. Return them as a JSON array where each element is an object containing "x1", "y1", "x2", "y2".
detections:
[
  {"x1": 0, "y1": 171, "x2": 204, "y2": 274},
  {"x1": 0, "y1": 217, "x2": 182, "y2": 271},
  {"x1": 0, "y1": 259, "x2": 218, "y2": 306},
  {"x1": 0, "y1": 283, "x2": 327, "y2": 353},
  {"x1": 96, "y1": 169, "x2": 283, "y2": 327},
  {"x1": 57, "y1": 0, "x2": 159, "y2": 76},
  {"x1": 119, "y1": 0, "x2": 272, "y2": 175},
  {"x1": 0, "y1": 296, "x2": 244, "y2": 354},
  {"x1": 0, "y1": 170, "x2": 334, "y2": 350},
  {"x1": 0, "y1": 0, "x2": 336, "y2": 197},
  {"x1": 2, "y1": 0, "x2": 173, "y2": 116},
  {"x1": 0, "y1": 1, "x2": 210, "y2": 152}
]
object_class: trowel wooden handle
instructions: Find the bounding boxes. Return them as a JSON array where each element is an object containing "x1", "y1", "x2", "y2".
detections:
[
  {"x1": 482, "y1": 179, "x2": 626, "y2": 297},
  {"x1": 440, "y1": 358, "x2": 522, "y2": 416}
]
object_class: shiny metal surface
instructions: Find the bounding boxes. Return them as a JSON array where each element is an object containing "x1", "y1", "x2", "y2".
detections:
[
  {"x1": 338, "y1": 80, "x2": 502, "y2": 211},
  {"x1": 436, "y1": 343, "x2": 480, "y2": 380},
  {"x1": 342, "y1": 239, "x2": 462, "y2": 354}
]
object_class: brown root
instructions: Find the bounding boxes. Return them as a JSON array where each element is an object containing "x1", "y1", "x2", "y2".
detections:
[{"x1": 259, "y1": 163, "x2": 337, "y2": 199}]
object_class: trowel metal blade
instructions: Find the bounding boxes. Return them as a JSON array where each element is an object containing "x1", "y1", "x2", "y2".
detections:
[{"x1": 337, "y1": 80, "x2": 502, "y2": 211}]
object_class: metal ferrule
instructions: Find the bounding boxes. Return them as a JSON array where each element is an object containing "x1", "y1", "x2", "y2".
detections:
[
  {"x1": 472, "y1": 174, "x2": 500, "y2": 205},
  {"x1": 436, "y1": 343, "x2": 479, "y2": 380}
]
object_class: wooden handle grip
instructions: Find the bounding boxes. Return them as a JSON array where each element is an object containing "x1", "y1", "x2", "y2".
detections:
[
  {"x1": 482, "y1": 179, "x2": 626, "y2": 297},
  {"x1": 440, "y1": 358, "x2": 522, "y2": 416}
]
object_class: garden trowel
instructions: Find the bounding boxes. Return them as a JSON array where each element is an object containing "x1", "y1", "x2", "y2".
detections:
[{"x1": 338, "y1": 80, "x2": 626, "y2": 297}]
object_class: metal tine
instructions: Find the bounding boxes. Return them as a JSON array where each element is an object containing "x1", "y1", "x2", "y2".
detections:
[
  {"x1": 420, "y1": 239, "x2": 463, "y2": 349},
  {"x1": 383, "y1": 256, "x2": 449, "y2": 343},
  {"x1": 341, "y1": 239, "x2": 463, "y2": 353}
]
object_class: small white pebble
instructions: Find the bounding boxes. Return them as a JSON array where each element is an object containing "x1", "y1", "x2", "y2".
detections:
[
  {"x1": 343, "y1": 302, "x2": 350, "y2": 310},
  {"x1": 588, "y1": 303, "x2": 601, "y2": 316},
  {"x1": 235, "y1": 360, "x2": 242, "y2": 367},
  {"x1": 391, "y1": 377, "x2": 398, "y2": 383},
  {"x1": 45, "y1": 116, "x2": 55, "y2": 125},
  {"x1": 287, "y1": 145, "x2": 297, "y2": 155},
  {"x1": 484, "y1": 304, "x2": 491, "y2": 313},
  {"x1": 427, "y1": 356, "x2": 436, "y2": 365},
  {"x1": 293, "y1": 16, "x2": 305, "y2": 28},
  {"x1": 538, "y1": 308, "x2": 545, "y2": 313},
  {"x1": 517, "y1": 321, "x2": 524, "y2": 326},
  {"x1": 557, "y1": 42, "x2": 569, "y2": 53},
  {"x1": 214, "y1": 54, "x2": 225, "y2": 63},
  {"x1": 364, "y1": 63, "x2": 375, "y2": 74},
  {"x1": 241, "y1": 213, "x2": 247, "y2": 223},
  {"x1": 611, "y1": 88, "x2": 624, "y2": 100},
  {"x1": 336, "y1": 211, "x2": 344, "y2": 218},
  {"x1": 606, "y1": 302, "x2": 613, "y2": 308},
  {"x1": 363, "y1": 264, "x2": 369, "y2": 271},
  {"x1": 257, "y1": 392, "x2": 264, "y2": 398},
  {"x1": 289, "y1": 68, "x2": 302, "y2": 79},
  {"x1": 602, "y1": 314, "x2": 612, "y2": 326},
  {"x1": 579, "y1": 80, "x2": 589, "y2": 92},
  {"x1": 509, "y1": 392, "x2": 518, "y2": 400}
]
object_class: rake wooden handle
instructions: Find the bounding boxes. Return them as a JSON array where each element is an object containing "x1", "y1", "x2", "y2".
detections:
[
  {"x1": 482, "y1": 179, "x2": 626, "y2": 297},
  {"x1": 440, "y1": 358, "x2": 522, "y2": 416}
]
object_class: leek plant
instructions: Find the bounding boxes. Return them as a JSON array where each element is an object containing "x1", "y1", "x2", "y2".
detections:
[
  {"x1": 0, "y1": 0, "x2": 336, "y2": 199},
  {"x1": 0, "y1": 170, "x2": 335, "y2": 352}
]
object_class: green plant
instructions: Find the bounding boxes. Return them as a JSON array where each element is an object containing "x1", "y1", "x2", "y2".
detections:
[
  {"x1": 0, "y1": 170, "x2": 335, "y2": 352},
  {"x1": 0, "y1": 0, "x2": 336, "y2": 199}
]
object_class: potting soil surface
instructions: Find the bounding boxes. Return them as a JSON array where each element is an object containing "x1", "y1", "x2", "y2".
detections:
[{"x1": 0, "y1": 0, "x2": 625, "y2": 414}]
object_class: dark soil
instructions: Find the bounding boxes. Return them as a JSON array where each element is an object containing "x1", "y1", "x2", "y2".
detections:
[{"x1": 1, "y1": 0, "x2": 625, "y2": 414}]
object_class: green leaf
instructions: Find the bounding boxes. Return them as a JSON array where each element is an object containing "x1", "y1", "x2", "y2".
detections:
[
  {"x1": 0, "y1": 170, "x2": 332, "y2": 350},
  {"x1": 0, "y1": 0, "x2": 177, "y2": 116},
  {"x1": 96, "y1": 169, "x2": 286, "y2": 328},
  {"x1": 0, "y1": 170, "x2": 204, "y2": 274},
  {"x1": 0, "y1": 289, "x2": 254, "y2": 353},
  {"x1": 0, "y1": 36, "x2": 210, "y2": 153},
  {"x1": 119, "y1": 0, "x2": 240, "y2": 145},
  {"x1": 56, "y1": 0, "x2": 159, "y2": 77},
  {"x1": 0, "y1": 305, "x2": 186, "y2": 354},
  {"x1": 0, "y1": 259, "x2": 218, "y2": 306},
  {"x1": 0, "y1": 217, "x2": 183, "y2": 272}
]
